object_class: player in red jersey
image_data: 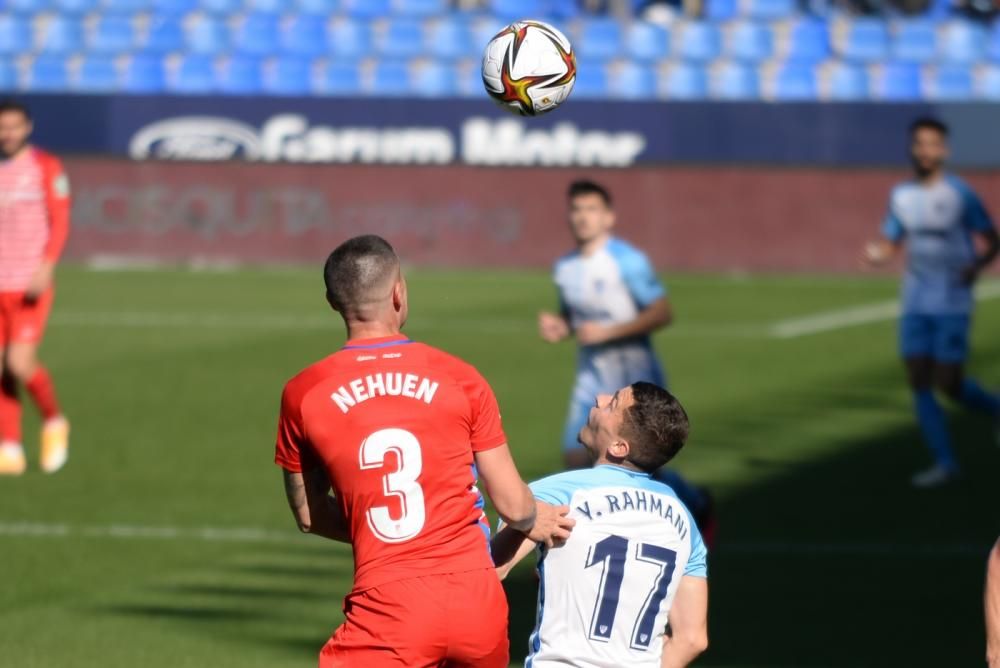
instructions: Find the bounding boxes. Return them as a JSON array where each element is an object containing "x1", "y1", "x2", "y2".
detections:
[
  {"x1": 274, "y1": 235, "x2": 574, "y2": 668},
  {"x1": 0, "y1": 100, "x2": 70, "y2": 476}
]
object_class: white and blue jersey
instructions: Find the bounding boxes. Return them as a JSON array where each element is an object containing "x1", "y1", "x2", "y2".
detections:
[
  {"x1": 524, "y1": 465, "x2": 708, "y2": 668},
  {"x1": 554, "y1": 237, "x2": 667, "y2": 450},
  {"x1": 882, "y1": 174, "x2": 995, "y2": 361}
]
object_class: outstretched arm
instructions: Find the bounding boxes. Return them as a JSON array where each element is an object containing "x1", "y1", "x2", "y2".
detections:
[
  {"x1": 491, "y1": 524, "x2": 540, "y2": 581},
  {"x1": 662, "y1": 576, "x2": 709, "y2": 668},
  {"x1": 282, "y1": 467, "x2": 350, "y2": 543}
]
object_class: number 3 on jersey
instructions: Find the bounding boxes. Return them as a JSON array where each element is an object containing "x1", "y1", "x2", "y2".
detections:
[{"x1": 359, "y1": 428, "x2": 426, "y2": 543}]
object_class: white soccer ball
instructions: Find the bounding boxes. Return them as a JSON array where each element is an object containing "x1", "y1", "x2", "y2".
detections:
[{"x1": 481, "y1": 20, "x2": 577, "y2": 117}]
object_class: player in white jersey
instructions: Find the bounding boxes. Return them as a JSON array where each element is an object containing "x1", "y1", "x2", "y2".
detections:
[
  {"x1": 539, "y1": 180, "x2": 673, "y2": 471},
  {"x1": 493, "y1": 382, "x2": 709, "y2": 668},
  {"x1": 864, "y1": 117, "x2": 1000, "y2": 488}
]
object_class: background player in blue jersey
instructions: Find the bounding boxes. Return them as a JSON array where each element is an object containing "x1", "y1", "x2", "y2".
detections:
[
  {"x1": 864, "y1": 117, "x2": 1000, "y2": 488},
  {"x1": 493, "y1": 382, "x2": 708, "y2": 668}
]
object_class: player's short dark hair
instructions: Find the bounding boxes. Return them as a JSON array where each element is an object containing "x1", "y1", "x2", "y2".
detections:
[
  {"x1": 909, "y1": 116, "x2": 948, "y2": 138},
  {"x1": 568, "y1": 179, "x2": 612, "y2": 207},
  {"x1": 323, "y1": 235, "x2": 400, "y2": 315},
  {"x1": 621, "y1": 382, "x2": 690, "y2": 472},
  {"x1": 0, "y1": 99, "x2": 31, "y2": 121}
]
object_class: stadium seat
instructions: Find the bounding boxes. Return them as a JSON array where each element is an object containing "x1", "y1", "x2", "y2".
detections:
[
  {"x1": 296, "y1": 0, "x2": 338, "y2": 16},
  {"x1": 184, "y1": 15, "x2": 228, "y2": 55},
  {"x1": 217, "y1": 55, "x2": 262, "y2": 93},
  {"x1": 0, "y1": 16, "x2": 32, "y2": 55},
  {"x1": 836, "y1": 19, "x2": 888, "y2": 63},
  {"x1": 0, "y1": 60, "x2": 16, "y2": 89},
  {"x1": 938, "y1": 20, "x2": 986, "y2": 64},
  {"x1": 86, "y1": 15, "x2": 136, "y2": 54},
  {"x1": 6, "y1": 0, "x2": 51, "y2": 13},
  {"x1": 425, "y1": 18, "x2": 473, "y2": 60},
  {"x1": 280, "y1": 15, "x2": 326, "y2": 57},
  {"x1": 892, "y1": 20, "x2": 937, "y2": 64},
  {"x1": 245, "y1": 0, "x2": 286, "y2": 13},
  {"x1": 709, "y1": 60, "x2": 758, "y2": 99},
  {"x1": 577, "y1": 19, "x2": 623, "y2": 62},
  {"x1": 741, "y1": 0, "x2": 794, "y2": 21},
  {"x1": 410, "y1": 60, "x2": 455, "y2": 97},
  {"x1": 726, "y1": 21, "x2": 773, "y2": 63},
  {"x1": 625, "y1": 22, "x2": 669, "y2": 62},
  {"x1": 487, "y1": 0, "x2": 543, "y2": 22},
  {"x1": 704, "y1": 0, "x2": 738, "y2": 21},
  {"x1": 455, "y1": 59, "x2": 483, "y2": 97},
  {"x1": 141, "y1": 16, "x2": 184, "y2": 52},
  {"x1": 341, "y1": 0, "x2": 390, "y2": 18},
  {"x1": 263, "y1": 56, "x2": 312, "y2": 95},
  {"x1": 328, "y1": 18, "x2": 371, "y2": 60},
  {"x1": 369, "y1": 60, "x2": 411, "y2": 96},
  {"x1": 100, "y1": 0, "x2": 149, "y2": 13},
  {"x1": 168, "y1": 53, "x2": 215, "y2": 93},
  {"x1": 25, "y1": 55, "x2": 69, "y2": 91},
  {"x1": 780, "y1": 19, "x2": 829, "y2": 63},
  {"x1": 768, "y1": 62, "x2": 817, "y2": 100},
  {"x1": 74, "y1": 55, "x2": 119, "y2": 92},
  {"x1": 923, "y1": 64, "x2": 973, "y2": 100},
  {"x1": 572, "y1": 64, "x2": 609, "y2": 98},
  {"x1": 121, "y1": 53, "x2": 166, "y2": 92},
  {"x1": 35, "y1": 15, "x2": 83, "y2": 54},
  {"x1": 548, "y1": 0, "x2": 581, "y2": 18},
  {"x1": 608, "y1": 61, "x2": 655, "y2": 99},
  {"x1": 151, "y1": 0, "x2": 198, "y2": 15},
  {"x1": 392, "y1": 0, "x2": 446, "y2": 16},
  {"x1": 198, "y1": 0, "x2": 240, "y2": 15},
  {"x1": 375, "y1": 19, "x2": 425, "y2": 59},
  {"x1": 231, "y1": 14, "x2": 279, "y2": 56},
  {"x1": 470, "y1": 18, "x2": 506, "y2": 55},
  {"x1": 976, "y1": 64, "x2": 1000, "y2": 99},
  {"x1": 54, "y1": 0, "x2": 98, "y2": 15},
  {"x1": 314, "y1": 60, "x2": 361, "y2": 94},
  {"x1": 674, "y1": 22, "x2": 721, "y2": 62},
  {"x1": 820, "y1": 60, "x2": 868, "y2": 100},
  {"x1": 870, "y1": 61, "x2": 921, "y2": 100},
  {"x1": 659, "y1": 62, "x2": 707, "y2": 99}
]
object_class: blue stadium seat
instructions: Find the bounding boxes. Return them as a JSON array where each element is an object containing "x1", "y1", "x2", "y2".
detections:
[
  {"x1": 548, "y1": 0, "x2": 581, "y2": 18},
  {"x1": 217, "y1": 55, "x2": 261, "y2": 94},
  {"x1": 659, "y1": 62, "x2": 707, "y2": 99},
  {"x1": 296, "y1": 0, "x2": 338, "y2": 15},
  {"x1": 487, "y1": 0, "x2": 543, "y2": 22},
  {"x1": 121, "y1": 54, "x2": 166, "y2": 92},
  {"x1": 142, "y1": 16, "x2": 184, "y2": 52},
  {"x1": 151, "y1": 0, "x2": 198, "y2": 15},
  {"x1": 988, "y1": 23, "x2": 1000, "y2": 62},
  {"x1": 977, "y1": 64, "x2": 1000, "y2": 99},
  {"x1": 938, "y1": 20, "x2": 985, "y2": 64},
  {"x1": 35, "y1": 15, "x2": 83, "y2": 54},
  {"x1": 369, "y1": 60, "x2": 411, "y2": 96},
  {"x1": 263, "y1": 56, "x2": 312, "y2": 95},
  {"x1": 410, "y1": 60, "x2": 455, "y2": 97},
  {"x1": 25, "y1": 55, "x2": 69, "y2": 91},
  {"x1": 924, "y1": 64, "x2": 973, "y2": 100},
  {"x1": 169, "y1": 53, "x2": 215, "y2": 93},
  {"x1": 341, "y1": 0, "x2": 390, "y2": 18},
  {"x1": 821, "y1": 61, "x2": 868, "y2": 100},
  {"x1": 0, "y1": 16, "x2": 32, "y2": 55},
  {"x1": 328, "y1": 18, "x2": 370, "y2": 60},
  {"x1": 572, "y1": 64, "x2": 609, "y2": 98},
  {"x1": 54, "y1": 0, "x2": 98, "y2": 15},
  {"x1": 245, "y1": 0, "x2": 286, "y2": 13},
  {"x1": 704, "y1": 0, "x2": 737, "y2": 21},
  {"x1": 471, "y1": 18, "x2": 506, "y2": 54},
  {"x1": 456, "y1": 60, "x2": 483, "y2": 97},
  {"x1": 184, "y1": 15, "x2": 228, "y2": 55},
  {"x1": 709, "y1": 60, "x2": 758, "y2": 99},
  {"x1": 280, "y1": 15, "x2": 326, "y2": 57},
  {"x1": 674, "y1": 22, "x2": 721, "y2": 62},
  {"x1": 375, "y1": 19, "x2": 424, "y2": 59},
  {"x1": 870, "y1": 62, "x2": 921, "y2": 100},
  {"x1": 837, "y1": 19, "x2": 888, "y2": 63},
  {"x1": 726, "y1": 21, "x2": 773, "y2": 62},
  {"x1": 100, "y1": 0, "x2": 149, "y2": 12},
  {"x1": 625, "y1": 22, "x2": 669, "y2": 62},
  {"x1": 7, "y1": 0, "x2": 51, "y2": 14},
  {"x1": 577, "y1": 19, "x2": 623, "y2": 62},
  {"x1": 198, "y1": 0, "x2": 241, "y2": 15},
  {"x1": 231, "y1": 14, "x2": 279, "y2": 56},
  {"x1": 609, "y1": 61, "x2": 655, "y2": 99},
  {"x1": 314, "y1": 60, "x2": 361, "y2": 94},
  {"x1": 741, "y1": 0, "x2": 794, "y2": 21},
  {"x1": 769, "y1": 63, "x2": 816, "y2": 99},
  {"x1": 392, "y1": 0, "x2": 446, "y2": 16},
  {"x1": 87, "y1": 15, "x2": 136, "y2": 54},
  {"x1": 0, "y1": 60, "x2": 16, "y2": 89},
  {"x1": 781, "y1": 19, "x2": 829, "y2": 63},
  {"x1": 425, "y1": 18, "x2": 473, "y2": 60},
  {"x1": 892, "y1": 20, "x2": 937, "y2": 64},
  {"x1": 74, "y1": 55, "x2": 118, "y2": 91}
]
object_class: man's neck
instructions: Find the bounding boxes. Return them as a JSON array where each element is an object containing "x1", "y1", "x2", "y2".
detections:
[
  {"x1": 595, "y1": 456, "x2": 643, "y2": 473},
  {"x1": 916, "y1": 169, "x2": 945, "y2": 186},
  {"x1": 578, "y1": 233, "x2": 611, "y2": 257},
  {"x1": 1, "y1": 145, "x2": 30, "y2": 163},
  {"x1": 345, "y1": 321, "x2": 402, "y2": 342}
]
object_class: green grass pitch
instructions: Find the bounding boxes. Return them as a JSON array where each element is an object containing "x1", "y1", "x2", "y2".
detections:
[{"x1": 1, "y1": 266, "x2": 998, "y2": 667}]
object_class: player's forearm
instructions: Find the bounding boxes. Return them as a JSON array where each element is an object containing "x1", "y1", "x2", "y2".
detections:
[
  {"x1": 987, "y1": 540, "x2": 1000, "y2": 665},
  {"x1": 661, "y1": 633, "x2": 708, "y2": 668},
  {"x1": 495, "y1": 483, "x2": 537, "y2": 533},
  {"x1": 604, "y1": 302, "x2": 672, "y2": 341},
  {"x1": 303, "y1": 498, "x2": 351, "y2": 543}
]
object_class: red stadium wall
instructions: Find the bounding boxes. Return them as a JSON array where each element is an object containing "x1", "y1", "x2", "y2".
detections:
[{"x1": 63, "y1": 159, "x2": 1000, "y2": 272}]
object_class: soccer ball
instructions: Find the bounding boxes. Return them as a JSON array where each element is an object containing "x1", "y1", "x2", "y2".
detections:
[{"x1": 481, "y1": 20, "x2": 576, "y2": 117}]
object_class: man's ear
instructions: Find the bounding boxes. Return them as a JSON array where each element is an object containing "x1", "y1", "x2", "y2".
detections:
[
  {"x1": 607, "y1": 438, "x2": 630, "y2": 461},
  {"x1": 392, "y1": 280, "x2": 404, "y2": 312}
]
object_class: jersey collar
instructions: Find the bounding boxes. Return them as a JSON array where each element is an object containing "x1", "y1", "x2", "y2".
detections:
[
  {"x1": 595, "y1": 463, "x2": 652, "y2": 478},
  {"x1": 342, "y1": 334, "x2": 412, "y2": 350}
]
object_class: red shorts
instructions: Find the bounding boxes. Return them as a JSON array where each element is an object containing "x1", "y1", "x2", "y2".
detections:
[
  {"x1": 320, "y1": 568, "x2": 509, "y2": 668},
  {"x1": 0, "y1": 289, "x2": 53, "y2": 347}
]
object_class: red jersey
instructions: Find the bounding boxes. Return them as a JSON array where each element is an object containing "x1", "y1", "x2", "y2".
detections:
[
  {"x1": 275, "y1": 334, "x2": 506, "y2": 593},
  {"x1": 0, "y1": 148, "x2": 70, "y2": 293}
]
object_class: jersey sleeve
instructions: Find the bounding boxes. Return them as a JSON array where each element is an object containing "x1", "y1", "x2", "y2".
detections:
[
  {"x1": 684, "y1": 520, "x2": 708, "y2": 578},
  {"x1": 956, "y1": 180, "x2": 995, "y2": 232},
  {"x1": 462, "y1": 367, "x2": 508, "y2": 452},
  {"x1": 612, "y1": 242, "x2": 667, "y2": 309},
  {"x1": 881, "y1": 191, "x2": 906, "y2": 242},
  {"x1": 274, "y1": 383, "x2": 310, "y2": 473},
  {"x1": 528, "y1": 472, "x2": 578, "y2": 505},
  {"x1": 39, "y1": 153, "x2": 70, "y2": 262}
]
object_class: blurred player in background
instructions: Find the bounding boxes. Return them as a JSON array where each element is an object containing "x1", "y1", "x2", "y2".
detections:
[
  {"x1": 274, "y1": 235, "x2": 573, "y2": 668},
  {"x1": 864, "y1": 117, "x2": 1000, "y2": 488},
  {"x1": 0, "y1": 100, "x2": 70, "y2": 476},
  {"x1": 493, "y1": 382, "x2": 709, "y2": 668}
]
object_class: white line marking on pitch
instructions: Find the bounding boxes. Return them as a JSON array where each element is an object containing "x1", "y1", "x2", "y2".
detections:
[
  {"x1": 0, "y1": 521, "x2": 987, "y2": 557},
  {"x1": 769, "y1": 281, "x2": 1000, "y2": 339}
]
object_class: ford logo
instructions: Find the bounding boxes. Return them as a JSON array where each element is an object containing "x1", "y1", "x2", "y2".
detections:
[{"x1": 129, "y1": 117, "x2": 261, "y2": 161}]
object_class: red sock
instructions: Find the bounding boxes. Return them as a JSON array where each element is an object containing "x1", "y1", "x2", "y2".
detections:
[
  {"x1": 25, "y1": 367, "x2": 60, "y2": 421},
  {"x1": 0, "y1": 373, "x2": 22, "y2": 443}
]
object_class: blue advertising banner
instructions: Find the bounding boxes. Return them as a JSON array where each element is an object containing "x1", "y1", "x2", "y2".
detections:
[{"x1": 19, "y1": 94, "x2": 1000, "y2": 167}]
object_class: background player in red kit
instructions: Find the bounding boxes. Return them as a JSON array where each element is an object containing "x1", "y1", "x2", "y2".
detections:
[
  {"x1": 0, "y1": 101, "x2": 70, "y2": 476},
  {"x1": 274, "y1": 235, "x2": 574, "y2": 667}
]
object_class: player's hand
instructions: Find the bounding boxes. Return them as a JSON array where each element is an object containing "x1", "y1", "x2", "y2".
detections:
[
  {"x1": 861, "y1": 240, "x2": 891, "y2": 267},
  {"x1": 526, "y1": 501, "x2": 575, "y2": 548},
  {"x1": 24, "y1": 262, "x2": 54, "y2": 303},
  {"x1": 575, "y1": 322, "x2": 610, "y2": 346},
  {"x1": 960, "y1": 263, "x2": 981, "y2": 286},
  {"x1": 538, "y1": 311, "x2": 570, "y2": 343}
]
